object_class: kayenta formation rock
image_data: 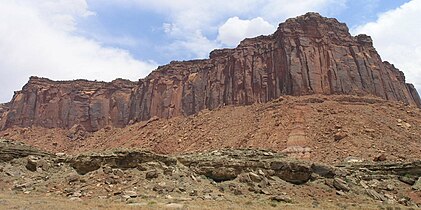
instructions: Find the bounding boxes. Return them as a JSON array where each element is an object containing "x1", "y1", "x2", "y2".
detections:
[{"x1": 1, "y1": 13, "x2": 420, "y2": 131}]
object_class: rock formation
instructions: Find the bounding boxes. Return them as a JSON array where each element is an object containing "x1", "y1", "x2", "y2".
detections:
[
  {"x1": 0, "y1": 103, "x2": 8, "y2": 120},
  {"x1": 0, "y1": 78, "x2": 136, "y2": 131},
  {"x1": 1, "y1": 12, "x2": 420, "y2": 132},
  {"x1": 1, "y1": 139, "x2": 421, "y2": 207}
]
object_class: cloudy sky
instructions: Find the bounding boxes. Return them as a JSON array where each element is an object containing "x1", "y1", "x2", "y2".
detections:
[{"x1": 0, "y1": 0, "x2": 420, "y2": 102}]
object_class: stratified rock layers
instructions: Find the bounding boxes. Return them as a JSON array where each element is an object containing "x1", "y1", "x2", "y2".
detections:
[{"x1": 1, "y1": 13, "x2": 420, "y2": 131}]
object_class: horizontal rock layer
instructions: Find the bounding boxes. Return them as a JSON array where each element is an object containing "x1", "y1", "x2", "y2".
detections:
[{"x1": 1, "y1": 12, "x2": 420, "y2": 131}]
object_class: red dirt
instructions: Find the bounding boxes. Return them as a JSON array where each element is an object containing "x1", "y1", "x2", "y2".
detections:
[{"x1": 1, "y1": 95, "x2": 421, "y2": 164}]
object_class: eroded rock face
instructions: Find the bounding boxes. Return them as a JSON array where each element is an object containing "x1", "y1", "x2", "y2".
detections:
[
  {"x1": 0, "y1": 138, "x2": 51, "y2": 162},
  {"x1": 69, "y1": 150, "x2": 177, "y2": 175},
  {"x1": 1, "y1": 13, "x2": 420, "y2": 131},
  {"x1": 0, "y1": 103, "x2": 8, "y2": 123},
  {"x1": 0, "y1": 78, "x2": 136, "y2": 132}
]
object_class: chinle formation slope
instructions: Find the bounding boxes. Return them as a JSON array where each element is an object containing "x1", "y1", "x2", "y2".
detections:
[{"x1": 0, "y1": 13, "x2": 420, "y2": 132}]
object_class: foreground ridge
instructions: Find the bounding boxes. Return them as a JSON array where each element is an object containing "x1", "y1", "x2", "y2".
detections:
[
  {"x1": 1, "y1": 12, "x2": 420, "y2": 131},
  {"x1": 1, "y1": 139, "x2": 420, "y2": 208}
]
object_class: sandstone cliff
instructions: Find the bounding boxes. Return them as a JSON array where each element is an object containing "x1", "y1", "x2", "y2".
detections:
[
  {"x1": 0, "y1": 103, "x2": 8, "y2": 123},
  {"x1": 1, "y1": 13, "x2": 420, "y2": 131},
  {"x1": 0, "y1": 78, "x2": 136, "y2": 131}
]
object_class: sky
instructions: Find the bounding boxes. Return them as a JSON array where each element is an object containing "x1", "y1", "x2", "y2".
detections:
[{"x1": 0, "y1": 0, "x2": 420, "y2": 102}]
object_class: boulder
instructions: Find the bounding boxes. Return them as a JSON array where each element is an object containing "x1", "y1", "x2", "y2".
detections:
[
  {"x1": 333, "y1": 178, "x2": 350, "y2": 192},
  {"x1": 201, "y1": 167, "x2": 239, "y2": 182},
  {"x1": 366, "y1": 189, "x2": 386, "y2": 201},
  {"x1": 25, "y1": 156, "x2": 49, "y2": 172},
  {"x1": 270, "y1": 195, "x2": 292, "y2": 203},
  {"x1": 334, "y1": 132, "x2": 348, "y2": 141},
  {"x1": 248, "y1": 172, "x2": 262, "y2": 182},
  {"x1": 66, "y1": 173, "x2": 80, "y2": 183},
  {"x1": 67, "y1": 124, "x2": 87, "y2": 141},
  {"x1": 25, "y1": 157, "x2": 38, "y2": 172},
  {"x1": 399, "y1": 176, "x2": 417, "y2": 185},
  {"x1": 311, "y1": 163, "x2": 337, "y2": 178},
  {"x1": 373, "y1": 154, "x2": 387, "y2": 162},
  {"x1": 412, "y1": 177, "x2": 421, "y2": 191},
  {"x1": 271, "y1": 162, "x2": 312, "y2": 184},
  {"x1": 146, "y1": 170, "x2": 159, "y2": 180}
]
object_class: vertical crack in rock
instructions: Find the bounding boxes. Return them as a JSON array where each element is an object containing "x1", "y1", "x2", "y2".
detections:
[{"x1": 1, "y1": 12, "x2": 420, "y2": 132}]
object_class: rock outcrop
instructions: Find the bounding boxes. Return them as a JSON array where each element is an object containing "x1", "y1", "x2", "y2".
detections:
[
  {"x1": 1, "y1": 12, "x2": 420, "y2": 131},
  {"x1": 0, "y1": 138, "x2": 51, "y2": 162},
  {"x1": 0, "y1": 103, "x2": 8, "y2": 122},
  {"x1": 0, "y1": 78, "x2": 136, "y2": 131},
  {"x1": 1, "y1": 140, "x2": 421, "y2": 207}
]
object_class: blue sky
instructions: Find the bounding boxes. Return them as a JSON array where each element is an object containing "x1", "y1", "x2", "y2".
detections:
[
  {"x1": 84, "y1": 0, "x2": 409, "y2": 64},
  {"x1": 0, "y1": 0, "x2": 420, "y2": 102}
]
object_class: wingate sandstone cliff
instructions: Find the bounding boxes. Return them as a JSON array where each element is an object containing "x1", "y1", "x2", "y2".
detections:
[{"x1": 1, "y1": 13, "x2": 420, "y2": 132}]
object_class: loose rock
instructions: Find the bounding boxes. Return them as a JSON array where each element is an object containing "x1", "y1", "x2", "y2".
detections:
[
  {"x1": 334, "y1": 132, "x2": 348, "y2": 141},
  {"x1": 146, "y1": 170, "x2": 159, "y2": 180},
  {"x1": 270, "y1": 195, "x2": 292, "y2": 203},
  {"x1": 412, "y1": 177, "x2": 421, "y2": 191},
  {"x1": 333, "y1": 178, "x2": 350, "y2": 192}
]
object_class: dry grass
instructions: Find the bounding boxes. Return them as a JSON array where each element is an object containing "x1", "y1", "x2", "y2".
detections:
[{"x1": 0, "y1": 193, "x2": 397, "y2": 210}]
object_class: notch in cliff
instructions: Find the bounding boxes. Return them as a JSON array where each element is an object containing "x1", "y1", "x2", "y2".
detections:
[{"x1": 1, "y1": 12, "x2": 420, "y2": 132}]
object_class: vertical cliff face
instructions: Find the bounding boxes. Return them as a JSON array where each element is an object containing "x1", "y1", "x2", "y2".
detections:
[
  {"x1": 1, "y1": 13, "x2": 420, "y2": 131},
  {"x1": 127, "y1": 12, "x2": 420, "y2": 121},
  {"x1": 0, "y1": 77, "x2": 136, "y2": 132},
  {"x1": 0, "y1": 103, "x2": 8, "y2": 123}
]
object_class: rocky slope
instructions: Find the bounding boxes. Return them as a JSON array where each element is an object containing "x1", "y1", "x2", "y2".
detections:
[
  {"x1": 2, "y1": 95, "x2": 421, "y2": 164},
  {"x1": 1, "y1": 139, "x2": 420, "y2": 209},
  {"x1": 0, "y1": 12, "x2": 420, "y2": 132}
]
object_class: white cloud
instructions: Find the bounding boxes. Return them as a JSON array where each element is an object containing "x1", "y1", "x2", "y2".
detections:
[
  {"x1": 0, "y1": 0, "x2": 157, "y2": 102},
  {"x1": 217, "y1": 17, "x2": 276, "y2": 47},
  {"x1": 354, "y1": 0, "x2": 421, "y2": 93},
  {"x1": 123, "y1": 0, "x2": 346, "y2": 29},
  {"x1": 20, "y1": 0, "x2": 95, "y2": 31},
  {"x1": 260, "y1": 0, "x2": 346, "y2": 22},
  {"x1": 7, "y1": 0, "x2": 348, "y2": 102},
  {"x1": 167, "y1": 31, "x2": 220, "y2": 59},
  {"x1": 103, "y1": 0, "x2": 347, "y2": 58}
]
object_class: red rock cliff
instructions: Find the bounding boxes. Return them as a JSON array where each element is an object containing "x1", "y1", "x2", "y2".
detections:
[
  {"x1": 1, "y1": 13, "x2": 420, "y2": 131},
  {"x1": 0, "y1": 77, "x2": 136, "y2": 131}
]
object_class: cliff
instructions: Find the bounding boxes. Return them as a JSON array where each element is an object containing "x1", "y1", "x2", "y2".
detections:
[
  {"x1": 0, "y1": 103, "x2": 8, "y2": 122},
  {"x1": 0, "y1": 78, "x2": 136, "y2": 131},
  {"x1": 1, "y1": 13, "x2": 420, "y2": 132}
]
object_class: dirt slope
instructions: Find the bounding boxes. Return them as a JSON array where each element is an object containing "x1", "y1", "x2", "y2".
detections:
[{"x1": 1, "y1": 95, "x2": 420, "y2": 164}]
